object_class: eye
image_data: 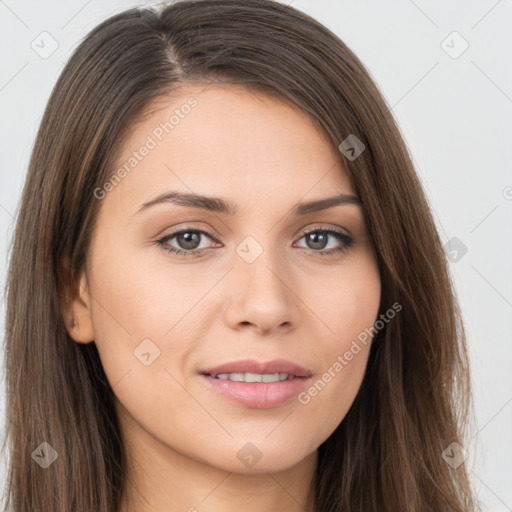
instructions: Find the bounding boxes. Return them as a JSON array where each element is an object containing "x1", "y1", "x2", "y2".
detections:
[
  {"x1": 156, "y1": 226, "x2": 354, "y2": 258},
  {"x1": 294, "y1": 227, "x2": 354, "y2": 256},
  {"x1": 156, "y1": 228, "x2": 218, "y2": 257}
]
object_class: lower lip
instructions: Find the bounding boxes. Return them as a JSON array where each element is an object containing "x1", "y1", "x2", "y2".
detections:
[{"x1": 200, "y1": 375, "x2": 311, "y2": 409}]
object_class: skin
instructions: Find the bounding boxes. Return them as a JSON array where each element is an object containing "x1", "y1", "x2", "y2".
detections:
[{"x1": 64, "y1": 83, "x2": 381, "y2": 512}]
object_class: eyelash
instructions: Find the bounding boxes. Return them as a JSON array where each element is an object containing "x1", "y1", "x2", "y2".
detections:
[{"x1": 156, "y1": 226, "x2": 354, "y2": 258}]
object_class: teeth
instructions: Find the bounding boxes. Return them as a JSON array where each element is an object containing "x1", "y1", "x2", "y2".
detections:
[
  {"x1": 227, "y1": 372, "x2": 245, "y2": 382},
  {"x1": 212, "y1": 372, "x2": 293, "y2": 382},
  {"x1": 243, "y1": 372, "x2": 262, "y2": 383}
]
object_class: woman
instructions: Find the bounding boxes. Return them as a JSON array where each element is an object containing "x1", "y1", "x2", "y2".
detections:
[{"x1": 2, "y1": 0, "x2": 479, "y2": 510}]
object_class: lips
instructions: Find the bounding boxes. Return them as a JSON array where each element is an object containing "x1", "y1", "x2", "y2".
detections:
[
  {"x1": 199, "y1": 358, "x2": 313, "y2": 409},
  {"x1": 200, "y1": 358, "x2": 313, "y2": 378}
]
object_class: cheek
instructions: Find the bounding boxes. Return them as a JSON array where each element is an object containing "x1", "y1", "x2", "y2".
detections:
[
  {"x1": 295, "y1": 318, "x2": 376, "y2": 451},
  {"x1": 296, "y1": 253, "x2": 380, "y2": 433},
  {"x1": 314, "y1": 247, "x2": 381, "y2": 348},
  {"x1": 89, "y1": 230, "x2": 207, "y2": 342},
  {"x1": 87, "y1": 233, "x2": 225, "y2": 398}
]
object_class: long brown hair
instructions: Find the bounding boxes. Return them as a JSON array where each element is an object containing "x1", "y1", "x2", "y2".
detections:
[{"x1": 2, "y1": 0, "x2": 479, "y2": 510}]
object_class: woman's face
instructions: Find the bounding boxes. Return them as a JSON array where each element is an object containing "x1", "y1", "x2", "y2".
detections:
[{"x1": 70, "y1": 84, "x2": 381, "y2": 475}]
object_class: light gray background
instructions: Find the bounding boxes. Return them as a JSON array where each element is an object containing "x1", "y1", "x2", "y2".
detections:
[{"x1": 1, "y1": 0, "x2": 511, "y2": 510}]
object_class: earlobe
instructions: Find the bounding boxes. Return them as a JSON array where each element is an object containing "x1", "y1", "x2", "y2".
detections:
[{"x1": 59, "y1": 260, "x2": 95, "y2": 344}]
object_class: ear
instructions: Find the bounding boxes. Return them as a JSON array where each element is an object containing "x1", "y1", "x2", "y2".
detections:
[{"x1": 58, "y1": 257, "x2": 95, "y2": 344}]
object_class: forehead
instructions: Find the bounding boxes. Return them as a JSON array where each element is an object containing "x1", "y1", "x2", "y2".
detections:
[{"x1": 100, "y1": 84, "x2": 355, "y2": 220}]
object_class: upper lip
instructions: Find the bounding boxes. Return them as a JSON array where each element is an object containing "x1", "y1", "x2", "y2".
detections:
[{"x1": 201, "y1": 358, "x2": 313, "y2": 378}]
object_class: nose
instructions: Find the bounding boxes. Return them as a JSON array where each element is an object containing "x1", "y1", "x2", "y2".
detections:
[{"x1": 223, "y1": 246, "x2": 302, "y2": 336}]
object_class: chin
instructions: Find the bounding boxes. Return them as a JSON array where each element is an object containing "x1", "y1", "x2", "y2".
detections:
[{"x1": 207, "y1": 439, "x2": 314, "y2": 474}]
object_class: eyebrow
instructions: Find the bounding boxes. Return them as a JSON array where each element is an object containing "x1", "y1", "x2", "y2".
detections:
[{"x1": 134, "y1": 190, "x2": 362, "y2": 217}]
